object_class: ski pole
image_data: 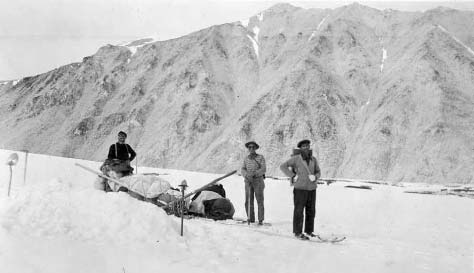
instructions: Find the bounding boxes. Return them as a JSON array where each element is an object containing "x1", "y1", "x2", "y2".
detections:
[
  {"x1": 22, "y1": 150, "x2": 29, "y2": 185},
  {"x1": 7, "y1": 165, "x2": 13, "y2": 197},
  {"x1": 6, "y1": 153, "x2": 19, "y2": 197},
  {"x1": 178, "y1": 180, "x2": 188, "y2": 236}
]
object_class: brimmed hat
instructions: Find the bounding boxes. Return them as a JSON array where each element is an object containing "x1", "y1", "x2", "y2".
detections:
[
  {"x1": 297, "y1": 139, "x2": 311, "y2": 148},
  {"x1": 245, "y1": 141, "x2": 260, "y2": 149},
  {"x1": 118, "y1": 131, "x2": 127, "y2": 137}
]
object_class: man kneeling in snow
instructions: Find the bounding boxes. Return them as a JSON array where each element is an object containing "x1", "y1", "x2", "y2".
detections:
[{"x1": 188, "y1": 184, "x2": 235, "y2": 220}]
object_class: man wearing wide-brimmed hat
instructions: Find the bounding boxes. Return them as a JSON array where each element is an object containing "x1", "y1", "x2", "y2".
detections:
[
  {"x1": 280, "y1": 139, "x2": 321, "y2": 240},
  {"x1": 241, "y1": 141, "x2": 266, "y2": 225}
]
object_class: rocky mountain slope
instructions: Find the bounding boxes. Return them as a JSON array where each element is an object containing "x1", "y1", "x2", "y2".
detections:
[{"x1": 1, "y1": 3, "x2": 473, "y2": 184}]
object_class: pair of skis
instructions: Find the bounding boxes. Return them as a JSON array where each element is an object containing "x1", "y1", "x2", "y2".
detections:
[
  {"x1": 189, "y1": 217, "x2": 345, "y2": 243},
  {"x1": 261, "y1": 229, "x2": 346, "y2": 243},
  {"x1": 301, "y1": 234, "x2": 346, "y2": 243},
  {"x1": 255, "y1": 229, "x2": 346, "y2": 244},
  {"x1": 315, "y1": 235, "x2": 346, "y2": 243}
]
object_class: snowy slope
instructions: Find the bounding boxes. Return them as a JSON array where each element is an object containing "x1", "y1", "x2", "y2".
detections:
[{"x1": 0, "y1": 149, "x2": 472, "y2": 273}]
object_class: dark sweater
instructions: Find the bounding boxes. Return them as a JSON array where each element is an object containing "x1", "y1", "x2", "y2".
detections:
[{"x1": 108, "y1": 143, "x2": 136, "y2": 161}]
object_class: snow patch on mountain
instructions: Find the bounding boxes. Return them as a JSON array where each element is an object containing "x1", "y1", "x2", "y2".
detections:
[
  {"x1": 257, "y1": 12, "x2": 264, "y2": 21},
  {"x1": 252, "y1": 26, "x2": 260, "y2": 42},
  {"x1": 380, "y1": 48, "x2": 387, "y2": 72},
  {"x1": 246, "y1": 25, "x2": 261, "y2": 57},
  {"x1": 118, "y1": 37, "x2": 157, "y2": 56},
  {"x1": 437, "y1": 25, "x2": 474, "y2": 56},
  {"x1": 247, "y1": 34, "x2": 259, "y2": 58},
  {"x1": 240, "y1": 18, "x2": 249, "y2": 27},
  {"x1": 309, "y1": 14, "x2": 330, "y2": 41},
  {"x1": 318, "y1": 14, "x2": 329, "y2": 30}
]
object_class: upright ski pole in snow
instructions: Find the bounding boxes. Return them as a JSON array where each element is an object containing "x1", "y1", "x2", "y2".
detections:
[
  {"x1": 6, "y1": 153, "x2": 19, "y2": 197},
  {"x1": 22, "y1": 150, "x2": 29, "y2": 185},
  {"x1": 178, "y1": 180, "x2": 188, "y2": 236}
]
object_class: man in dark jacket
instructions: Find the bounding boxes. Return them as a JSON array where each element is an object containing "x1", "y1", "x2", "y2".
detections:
[
  {"x1": 106, "y1": 131, "x2": 136, "y2": 176},
  {"x1": 280, "y1": 139, "x2": 321, "y2": 240},
  {"x1": 108, "y1": 131, "x2": 136, "y2": 163},
  {"x1": 97, "y1": 131, "x2": 137, "y2": 191}
]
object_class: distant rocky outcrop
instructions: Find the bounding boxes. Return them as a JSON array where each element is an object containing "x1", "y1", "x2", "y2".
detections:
[{"x1": 0, "y1": 3, "x2": 473, "y2": 184}]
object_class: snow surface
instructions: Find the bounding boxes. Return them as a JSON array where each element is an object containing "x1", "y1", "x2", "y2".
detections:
[
  {"x1": 0, "y1": 149, "x2": 472, "y2": 273},
  {"x1": 437, "y1": 25, "x2": 474, "y2": 56}
]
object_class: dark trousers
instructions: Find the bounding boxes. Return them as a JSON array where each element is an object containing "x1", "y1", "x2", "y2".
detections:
[
  {"x1": 293, "y1": 189, "x2": 316, "y2": 234},
  {"x1": 245, "y1": 178, "x2": 265, "y2": 222}
]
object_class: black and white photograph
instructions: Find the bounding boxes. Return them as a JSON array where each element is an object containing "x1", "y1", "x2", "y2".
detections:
[{"x1": 0, "y1": 0, "x2": 473, "y2": 272}]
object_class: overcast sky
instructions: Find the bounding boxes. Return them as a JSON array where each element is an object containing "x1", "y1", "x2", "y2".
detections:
[{"x1": 1, "y1": 0, "x2": 473, "y2": 80}]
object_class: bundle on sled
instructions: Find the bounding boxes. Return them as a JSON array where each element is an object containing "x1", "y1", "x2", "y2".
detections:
[
  {"x1": 95, "y1": 158, "x2": 134, "y2": 191},
  {"x1": 188, "y1": 184, "x2": 235, "y2": 220},
  {"x1": 93, "y1": 160, "x2": 183, "y2": 210}
]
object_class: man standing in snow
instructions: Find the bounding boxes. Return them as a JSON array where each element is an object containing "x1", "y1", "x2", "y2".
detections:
[
  {"x1": 241, "y1": 141, "x2": 266, "y2": 225},
  {"x1": 107, "y1": 131, "x2": 136, "y2": 176},
  {"x1": 280, "y1": 139, "x2": 321, "y2": 240}
]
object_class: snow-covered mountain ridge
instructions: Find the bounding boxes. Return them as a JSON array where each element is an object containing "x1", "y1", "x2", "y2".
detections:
[{"x1": 0, "y1": 3, "x2": 473, "y2": 184}]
